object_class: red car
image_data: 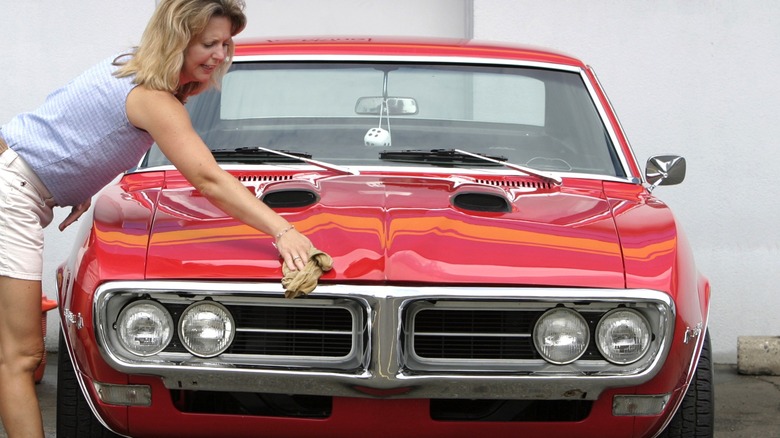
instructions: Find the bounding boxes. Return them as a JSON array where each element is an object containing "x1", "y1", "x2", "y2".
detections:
[{"x1": 56, "y1": 37, "x2": 711, "y2": 438}]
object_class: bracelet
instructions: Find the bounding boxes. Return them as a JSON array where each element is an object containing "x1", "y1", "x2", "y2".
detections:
[{"x1": 274, "y1": 224, "x2": 295, "y2": 240}]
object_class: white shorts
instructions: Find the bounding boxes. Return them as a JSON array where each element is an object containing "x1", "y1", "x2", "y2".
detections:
[{"x1": 0, "y1": 147, "x2": 55, "y2": 280}]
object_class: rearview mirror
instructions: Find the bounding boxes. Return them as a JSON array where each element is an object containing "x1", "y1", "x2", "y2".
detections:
[{"x1": 355, "y1": 97, "x2": 418, "y2": 115}]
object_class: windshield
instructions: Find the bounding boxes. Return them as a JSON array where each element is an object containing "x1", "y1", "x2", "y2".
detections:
[{"x1": 142, "y1": 61, "x2": 624, "y2": 177}]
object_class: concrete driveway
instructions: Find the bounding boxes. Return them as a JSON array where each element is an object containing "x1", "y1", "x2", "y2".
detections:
[{"x1": 1, "y1": 354, "x2": 778, "y2": 437}]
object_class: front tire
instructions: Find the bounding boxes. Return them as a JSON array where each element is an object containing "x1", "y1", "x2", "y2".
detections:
[
  {"x1": 659, "y1": 330, "x2": 714, "y2": 437},
  {"x1": 56, "y1": 330, "x2": 122, "y2": 438}
]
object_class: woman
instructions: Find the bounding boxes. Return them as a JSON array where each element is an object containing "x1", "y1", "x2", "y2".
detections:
[{"x1": 0, "y1": 1, "x2": 311, "y2": 435}]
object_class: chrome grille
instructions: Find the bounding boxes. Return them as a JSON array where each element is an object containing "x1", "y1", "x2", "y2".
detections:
[
  {"x1": 409, "y1": 307, "x2": 608, "y2": 362},
  {"x1": 95, "y1": 283, "x2": 674, "y2": 399},
  {"x1": 403, "y1": 300, "x2": 667, "y2": 373},
  {"x1": 163, "y1": 303, "x2": 355, "y2": 357},
  {"x1": 99, "y1": 288, "x2": 367, "y2": 371},
  {"x1": 474, "y1": 178, "x2": 554, "y2": 190},
  {"x1": 237, "y1": 174, "x2": 294, "y2": 183},
  {"x1": 411, "y1": 308, "x2": 541, "y2": 360}
]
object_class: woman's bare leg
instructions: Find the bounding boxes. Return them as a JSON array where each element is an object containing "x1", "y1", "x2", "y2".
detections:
[{"x1": 0, "y1": 275, "x2": 45, "y2": 438}]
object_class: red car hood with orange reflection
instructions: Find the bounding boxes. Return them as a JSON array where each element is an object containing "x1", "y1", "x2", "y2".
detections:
[{"x1": 143, "y1": 173, "x2": 626, "y2": 288}]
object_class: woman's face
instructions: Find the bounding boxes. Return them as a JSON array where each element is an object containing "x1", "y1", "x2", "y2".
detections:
[{"x1": 180, "y1": 16, "x2": 232, "y2": 85}]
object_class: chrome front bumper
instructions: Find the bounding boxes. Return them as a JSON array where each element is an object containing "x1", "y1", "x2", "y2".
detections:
[{"x1": 93, "y1": 282, "x2": 674, "y2": 401}]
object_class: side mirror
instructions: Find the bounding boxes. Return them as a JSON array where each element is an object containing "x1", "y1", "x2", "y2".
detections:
[{"x1": 645, "y1": 155, "x2": 686, "y2": 191}]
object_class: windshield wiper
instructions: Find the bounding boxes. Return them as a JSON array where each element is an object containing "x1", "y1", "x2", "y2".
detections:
[
  {"x1": 213, "y1": 147, "x2": 358, "y2": 175},
  {"x1": 379, "y1": 148, "x2": 561, "y2": 184},
  {"x1": 212, "y1": 147, "x2": 312, "y2": 163},
  {"x1": 454, "y1": 149, "x2": 562, "y2": 184},
  {"x1": 379, "y1": 149, "x2": 508, "y2": 166}
]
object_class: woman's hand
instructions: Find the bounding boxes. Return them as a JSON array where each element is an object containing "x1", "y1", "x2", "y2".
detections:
[
  {"x1": 275, "y1": 226, "x2": 312, "y2": 271},
  {"x1": 58, "y1": 200, "x2": 92, "y2": 231}
]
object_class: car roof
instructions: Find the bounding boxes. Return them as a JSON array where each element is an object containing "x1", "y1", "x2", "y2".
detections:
[{"x1": 233, "y1": 36, "x2": 586, "y2": 68}]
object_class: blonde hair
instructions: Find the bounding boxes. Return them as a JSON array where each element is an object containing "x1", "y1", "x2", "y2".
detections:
[{"x1": 115, "y1": 0, "x2": 246, "y2": 101}]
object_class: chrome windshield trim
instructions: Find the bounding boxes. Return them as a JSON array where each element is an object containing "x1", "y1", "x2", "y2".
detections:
[
  {"x1": 586, "y1": 65, "x2": 639, "y2": 181},
  {"x1": 127, "y1": 163, "x2": 638, "y2": 185},
  {"x1": 234, "y1": 54, "x2": 584, "y2": 72},
  {"x1": 94, "y1": 282, "x2": 674, "y2": 401}
]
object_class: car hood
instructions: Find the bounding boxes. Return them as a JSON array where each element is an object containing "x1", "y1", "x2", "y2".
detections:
[{"x1": 141, "y1": 173, "x2": 625, "y2": 288}]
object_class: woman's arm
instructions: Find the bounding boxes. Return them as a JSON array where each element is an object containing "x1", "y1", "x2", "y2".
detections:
[{"x1": 126, "y1": 86, "x2": 311, "y2": 270}]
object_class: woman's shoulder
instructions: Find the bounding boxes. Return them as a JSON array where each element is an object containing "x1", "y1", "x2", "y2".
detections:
[
  {"x1": 128, "y1": 84, "x2": 176, "y2": 102},
  {"x1": 126, "y1": 85, "x2": 183, "y2": 129}
]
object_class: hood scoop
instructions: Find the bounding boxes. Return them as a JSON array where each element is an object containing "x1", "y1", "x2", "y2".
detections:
[
  {"x1": 452, "y1": 192, "x2": 511, "y2": 213},
  {"x1": 261, "y1": 189, "x2": 319, "y2": 208},
  {"x1": 452, "y1": 177, "x2": 555, "y2": 213},
  {"x1": 235, "y1": 174, "x2": 318, "y2": 208}
]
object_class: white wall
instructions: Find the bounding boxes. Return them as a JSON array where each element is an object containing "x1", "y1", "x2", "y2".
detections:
[
  {"x1": 240, "y1": 0, "x2": 471, "y2": 38},
  {"x1": 473, "y1": 0, "x2": 780, "y2": 363},
  {"x1": 4, "y1": 0, "x2": 770, "y2": 363}
]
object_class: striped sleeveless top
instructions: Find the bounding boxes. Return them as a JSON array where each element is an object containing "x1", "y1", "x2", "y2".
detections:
[{"x1": 0, "y1": 54, "x2": 154, "y2": 206}]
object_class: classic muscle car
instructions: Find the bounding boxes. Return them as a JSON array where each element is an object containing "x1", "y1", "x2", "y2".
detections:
[{"x1": 55, "y1": 37, "x2": 711, "y2": 438}]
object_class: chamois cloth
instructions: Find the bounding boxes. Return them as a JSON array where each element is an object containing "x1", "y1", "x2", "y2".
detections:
[{"x1": 282, "y1": 247, "x2": 333, "y2": 298}]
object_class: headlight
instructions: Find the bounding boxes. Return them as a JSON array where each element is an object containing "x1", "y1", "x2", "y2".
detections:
[
  {"x1": 116, "y1": 300, "x2": 173, "y2": 356},
  {"x1": 533, "y1": 307, "x2": 590, "y2": 364},
  {"x1": 178, "y1": 301, "x2": 235, "y2": 358},
  {"x1": 596, "y1": 308, "x2": 651, "y2": 364}
]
